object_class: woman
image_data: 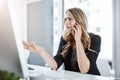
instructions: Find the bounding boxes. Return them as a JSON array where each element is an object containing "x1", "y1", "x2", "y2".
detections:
[{"x1": 23, "y1": 7, "x2": 101, "y2": 75}]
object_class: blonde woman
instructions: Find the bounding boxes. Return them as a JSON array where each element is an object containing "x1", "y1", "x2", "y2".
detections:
[{"x1": 23, "y1": 7, "x2": 101, "y2": 75}]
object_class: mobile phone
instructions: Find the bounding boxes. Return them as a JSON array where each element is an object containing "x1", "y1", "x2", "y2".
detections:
[
  {"x1": 71, "y1": 24, "x2": 76, "y2": 34},
  {"x1": 72, "y1": 29, "x2": 75, "y2": 33}
]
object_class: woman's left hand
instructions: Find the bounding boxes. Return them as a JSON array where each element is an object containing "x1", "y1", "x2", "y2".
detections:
[{"x1": 73, "y1": 23, "x2": 82, "y2": 42}]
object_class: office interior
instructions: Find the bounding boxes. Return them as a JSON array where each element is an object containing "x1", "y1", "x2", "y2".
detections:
[{"x1": 0, "y1": 0, "x2": 120, "y2": 79}]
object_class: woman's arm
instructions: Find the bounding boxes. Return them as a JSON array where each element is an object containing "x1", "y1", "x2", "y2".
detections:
[
  {"x1": 75, "y1": 33, "x2": 101, "y2": 74},
  {"x1": 22, "y1": 41, "x2": 57, "y2": 70},
  {"x1": 73, "y1": 24, "x2": 90, "y2": 74},
  {"x1": 76, "y1": 40, "x2": 90, "y2": 74}
]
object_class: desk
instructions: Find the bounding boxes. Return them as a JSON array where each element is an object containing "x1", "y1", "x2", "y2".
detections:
[{"x1": 28, "y1": 64, "x2": 118, "y2": 80}]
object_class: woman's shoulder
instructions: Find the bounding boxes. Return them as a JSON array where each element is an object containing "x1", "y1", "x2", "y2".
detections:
[
  {"x1": 88, "y1": 33, "x2": 101, "y2": 41},
  {"x1": 60, "y1": 36, "x2": 67, "y2": 44},
  {"x1": 88, "y1": 33, "x2": 101, "y2": 53}
]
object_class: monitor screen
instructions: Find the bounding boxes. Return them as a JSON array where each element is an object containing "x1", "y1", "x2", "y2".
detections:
[{"x1": 0, "y1": 0, "x2": 29, "y2": 78}]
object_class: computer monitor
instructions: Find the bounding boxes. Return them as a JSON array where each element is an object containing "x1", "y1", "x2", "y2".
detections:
[{"x1": 0, "y1": 0, "x2": 29, "y2": 79}]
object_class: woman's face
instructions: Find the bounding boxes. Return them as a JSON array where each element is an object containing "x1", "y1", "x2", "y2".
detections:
[{"x1": 64, "y1": 12, "x2": 76, "y2": 33}]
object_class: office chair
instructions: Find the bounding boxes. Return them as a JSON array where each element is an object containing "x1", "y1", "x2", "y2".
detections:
[{"x1": 97, "y1": 59, "x2": 112, "y2": 77}]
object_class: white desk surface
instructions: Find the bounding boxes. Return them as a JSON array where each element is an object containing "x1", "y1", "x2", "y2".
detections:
[{"x1": 28, "y1": 64, "x2": 118, "y2": 80}]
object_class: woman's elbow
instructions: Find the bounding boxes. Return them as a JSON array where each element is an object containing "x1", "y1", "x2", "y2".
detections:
[
  {"x1": 81, "y1": 68, "x2": 89, "y2": 74},
  {"x1": 51, "y1": 64, "x2": 58, "y2": 70},
  {"x1": 80, "y1": 64, "x2": 90, "y2": 74}
]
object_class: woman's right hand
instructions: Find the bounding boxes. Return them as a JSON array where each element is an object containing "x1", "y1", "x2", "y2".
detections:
[
  {"x1": 22, "y1": 41, "x2": 43, "y2": 53},
  {"x1": 23, "y1": 41, "x2": 58, "y2": 70}
]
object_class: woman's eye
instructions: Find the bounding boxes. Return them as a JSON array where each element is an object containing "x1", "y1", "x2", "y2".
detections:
[
  {"x1": 64, "y1": 17, "x2": 72, "y2": 22},
  {"x1": 64, "y1": 18, "x2": 67, "y2": 21},
  {"x1": 68, "y1": 18, "x2": 72, "y2": 21}
]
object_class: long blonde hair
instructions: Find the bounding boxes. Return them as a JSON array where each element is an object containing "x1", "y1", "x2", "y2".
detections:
[{"x1": 62, "y1": 7, "x2": 92, "y2": 57}]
